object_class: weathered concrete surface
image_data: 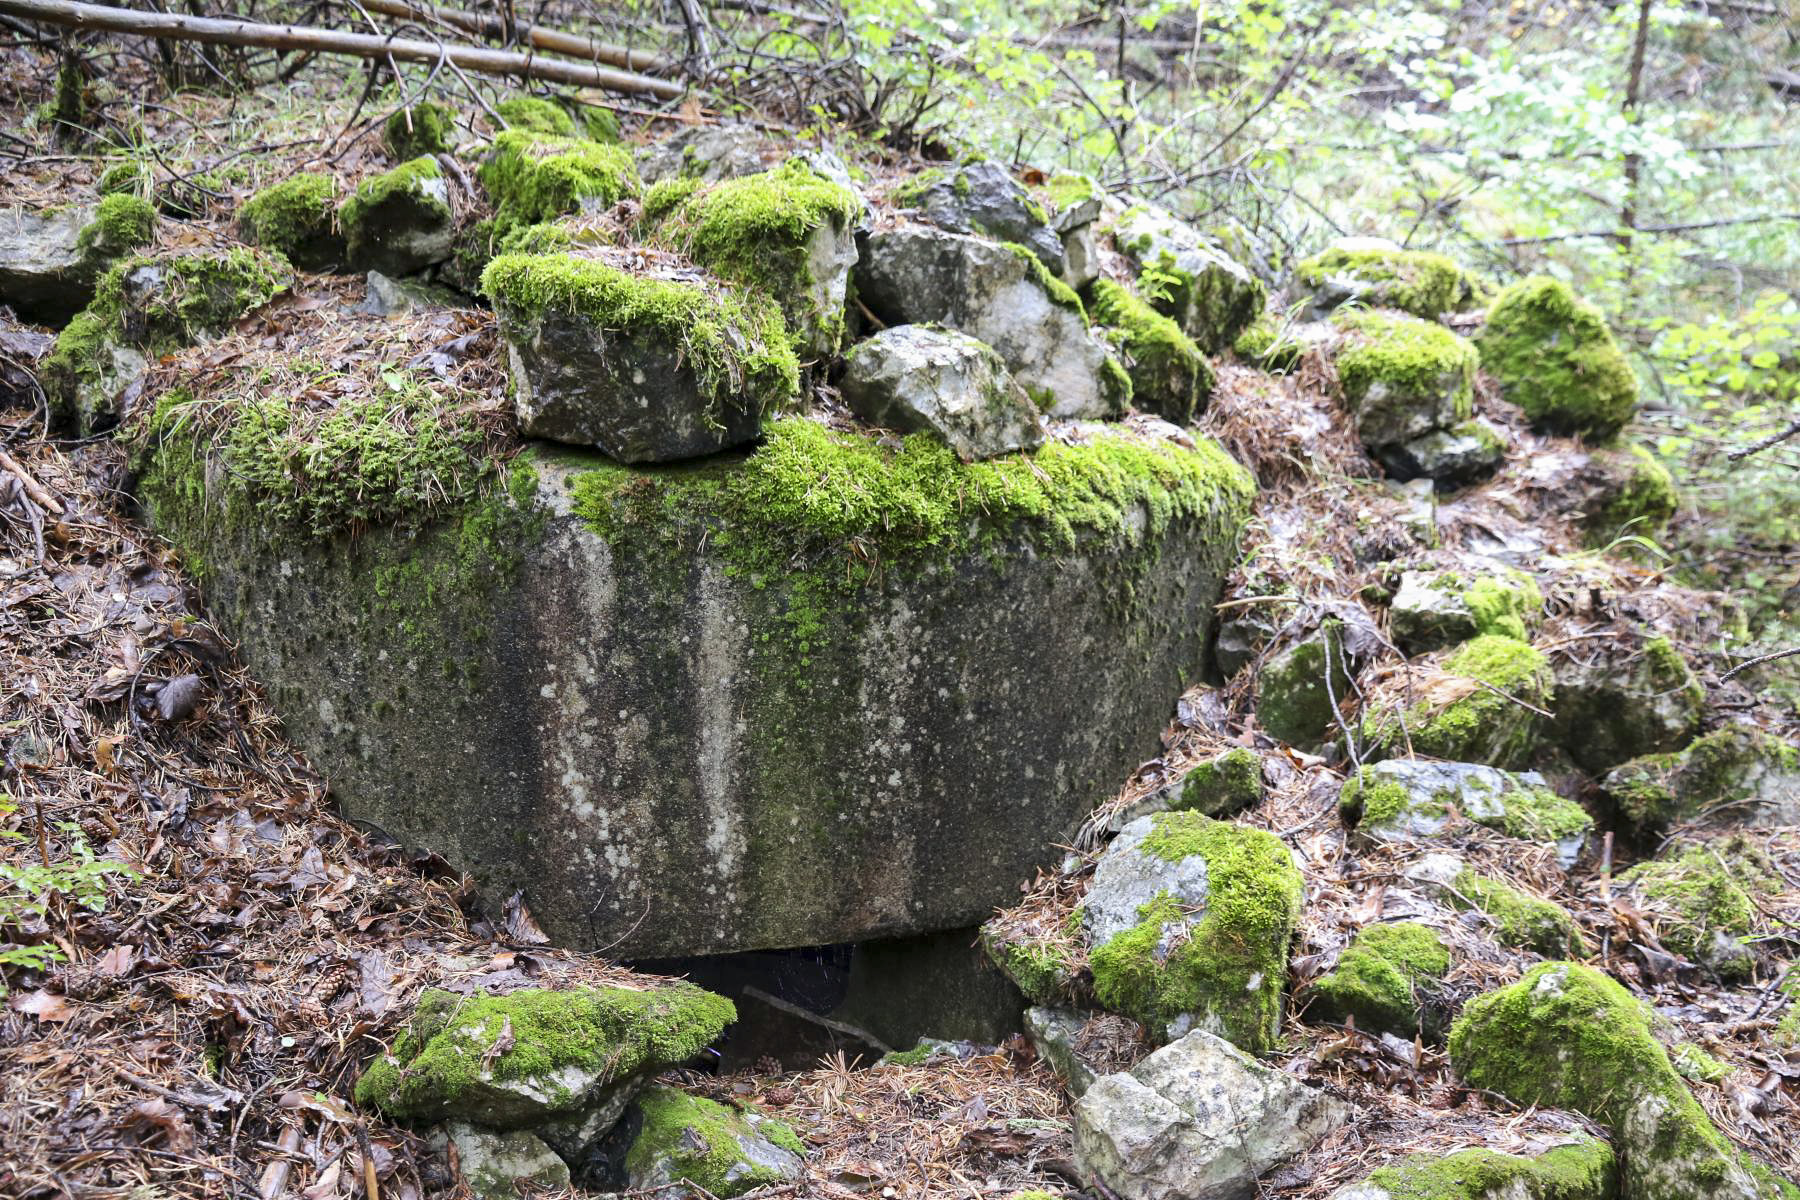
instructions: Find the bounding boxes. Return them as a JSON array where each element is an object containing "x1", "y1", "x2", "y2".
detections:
[{"x1": 135, "y1": 424, "x2": 1252, "y2": 958}]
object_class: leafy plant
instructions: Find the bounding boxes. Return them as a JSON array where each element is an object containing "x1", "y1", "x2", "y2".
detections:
[{"x1": 0, "y1": 795, "x2": 137, "y2": 989}]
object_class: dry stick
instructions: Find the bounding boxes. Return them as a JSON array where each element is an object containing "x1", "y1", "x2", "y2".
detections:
[
  {"x1": 0, "y1": 0, "x2": 684, "y2": 97},
  {"x1": 1726, "y1": 417, "x2": 1800, "y2": 462},
  {"x1": 356, "y1": 0, "x2": 670, "y2": 73},
  {"x1": 1719, "y1": 646, "x2": 1800, "y2": 682},
  {"x1": 256, "y1": 1126, "x2": 302, "y2": 1200},
  {"x1": 0, "y1": 446, "x2": 63, "y2": 514}
]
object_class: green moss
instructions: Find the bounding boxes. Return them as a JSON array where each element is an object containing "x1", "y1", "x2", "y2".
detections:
[
  {"x1": 354, "y1": 983, "x2": 736, "y2": 1122},
  {"x1": 1005, "y1": 241, "x2": 1086, "y2": 320},
  {"x1": 1462, "y1": 572, "x2": 1542, "y2": 641},
  {"x1": 1619, "y1": 837, "x2": 1780, "y2": 980},
  {"x1": 1590, "y1": 444, "x2": 1677, "y2": 541},
  {"x1": 1043, "y1": 172, "x2": 1097, "y2": 216},
  {"x1": 478, "y1": 131, "x2": 638, "y2": 234},
  {"x1": 1339, "y1": 775, "x2": 1412, "y2": 827},
  {"x1": 1477, "y1": 276, "x2": 1638, "y2": 438},
  {"x1": 1671, "y1": 1042, "x2": 1731, "y2": 1083},
  {"x1": 1233, "y1": 313, "x2": 1305, "y2": 372},
  {"x1": 77, "y1": 193, "x2": 157, "y2": 261},
  {"x1": 626, "y1": 1086, "x2": 801, "y2": 1197},
  {"x1": 1366, "y1": 635, "x2": 1552, "y2": 767},
  {"x1": 383, "y1": 101, "x2": 455, "y2": 159},
  {"x1": 1176, "y1": 748, "x2": 1262, "y2": 816},
  {"x1": 97, "y1": 159, "x2": 150, "y2": 197},
  {"x1": 1297, "y1": 244, "x2": 1486, "y2": 317},
  {"x1": 237, "y1": 173, "x2": 338, "y2": 267},
  {"x1": 1334, "y1": 307, "x2": 1478, "y2": 412},
  {"x1": 645, "y1": 159, "x2": 861, "y2": 352},
  {"x1": 1308, "y1": 922, "x2": 1450, "y2": 1037},
  {"x1": 1604, "y1": 726, "x2": 1799, "y2": 832},
  {"x1": 1359, "y1": 1141, "x2": 1616, "y2": 1200},
  {"x1": 1259, "y1": 623, "x2": 1353, "y2": 746},
  {"x1": 982, "y1": 931, "x2": 1076, "y2": 1006},
  {"x1": 888, "y1": 166, "x2": 950, "y2": 209},
  {"x1": 1088, "y1": 812, "x2": 1302, "y2": 1051},
  {"x1": 482, "y1": 252, "x2": 799, "y2": 418},
  {"x1": 1091, "y1": 278, "x2": 1213, "y2": 424},
  {"x1": 1775, "y1": 976, "x2": 1800, "y2": 1049},
  {"x1": 1449, "y1": 869, "x2": 1586, "y2": 957},
  {"x1": 879, "y1": 1041, "x2": 937, "y2": 1066},
  {"x1": 340, "y1": 156, "x2": 450, "y2": 265},
  {"x1": 580, "y1": 104, "x2": 622, "y2": 144},
  {"x1": 496, "y1": 95, "x2": 575, "y2": 136}
]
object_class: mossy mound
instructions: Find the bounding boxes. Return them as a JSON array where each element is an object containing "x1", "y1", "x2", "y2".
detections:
[
  {"x1": 643, "y1": 158, "x2": 861, "y2": 355},
  {"x1": 1447, "y1": 869, "x2": 1585, "y2": 957},
  {"x1": 625, "y1": 1086, "x2": 805, "y2": 1197},
  {"x1": 1618, "y1": 836, "x2": 1782, "y2": 980},
  {"x1": 1298, "y1": 242, "x2": 1487, "y2": 318},
  {"x1": 340, "y1": 156, "x2": 454, "y2": 275},
  {"x1": 383, "y1": 101, "x2": 455, "y2": 160},
  {"x1": 1332, "y1": 308, "x2": 1478, "y2": 449},
  {"x1": 1363, "y1": 636, "x2": 1553, "y2": 768},
  {"x1": 1176, "y1": 748, "x2": 1263, "y2": 817},
  {"x1": 45, "y1": 247, "x2": 290, "y2": 434},
  {"x1": 79, "y1": 193, "x2": 157, "y2": 258},
  {"x1": 1477, "y1": 276, "x2": 1638, "y2": 439},
  {"x1": 1390, "y1": 567, "x2": 1543, "y2": 653},
  {"x1": 1259, "y1": 622, "x2": 1355, "y2": 747},
  {"x1": 478, "y1": 131, "x2": 638, "y2": 235},
  {"x1": 495, "y1": 94, "x2": 575, "y2": 137},
  {"x1": 1344, "y1": 1140, "x2": 1617, "y2": 1200},
  {"x1": 1601, "y1": 725, "x2": 1800, "y2": 834},
  {"x1": 97, "y1": 158, "x2": 151, "y2": 197},
  {"x1": 1583, "y1": 444, "x2": 1677, "y2": 545},
  {"x1": 1307, "y1": 921, "x2": 1451, "y2": 1038},
  {"x1": 353, "y1": 983, "x2": 735, "y2": 1126},
  {"x1": 237, "y1": 173, "x2": 340, "y2": 270},
  {"x1": 1090, "y1": 277, "x2": 1215, "y2": 424},
  {"x1": 1450, "y1": 963, "x2": 1792, "y2": 1200},
  {"x1": 1086, "y1": 811, "x2": 1302, "y2": 1051}
]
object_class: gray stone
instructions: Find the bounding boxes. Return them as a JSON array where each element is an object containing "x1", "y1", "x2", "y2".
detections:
[
  {"x1": 1025, "y1": 1006, "x2": 1099, "y2": 1097},
  {"x1": 1062, "y1": 220, "x2": 1102, "y2": 290},
  {"x1": 1110, "y1": 205, "x2": 1265, "y2": 353},
  {"x1": 0, "y1": 205, "x2": 99, "y2": 323},
  {"x1": 841, "y1": 325, "x2": 1044, "y2": 461},
  {"x1": 535, "y1": 1084, "x2": 644, "y2": 1164},
  {"x1": 357, "y1": 270, "x2": 462, "y2": 317},
  {"x1": 1378, "y1": 418, "x2": 1506, "y2": 488},
  {"x1": 1341, "y1": 759, "x2": 1593, "y2": 868},
  {"x1": 625, "y1": 1085, "x2": 804, "y2": 1197},
  {"x1": 898, "y1": 161, "x2": 1064, "y2": 273},
  {"x1": 1082, "y1": 814, "x2": 1213, "y2": 946},
  {"x1": 1601, "y1": 725, "x2": 1800, "y2": 834},
  {"x1": 857, "y1": 225, "x2": 1128, "y2": 419},
  {"x1": 1389, "y1": 570, "x2": 1479, "y2": 654},
  {"x1": 444, "y1": 1123, "x2": 570, "y2": 1200},
  {"x1": 342, "y1": 163, "x2": 453, "y2": 276},
  {"x1": 1073, "y1": 1029, "x2": 1350, "y2": 1200},
  {"x1": 637, "y1": 123, "x2": 855, "y2": 190},
  {"x1": 1551, "y1": 636, "x2": 1704, "y2": 773},
  {"x1": 1257, "y1": 607, "x2": 1382, "y2": 747},
  {"x1": 136, "y1": 418, "x2": 1253, "y2": 957}
]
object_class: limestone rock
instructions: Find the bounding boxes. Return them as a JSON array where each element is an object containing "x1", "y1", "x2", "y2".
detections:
[
  {"x1": 1081, "y1": 812, "x2": 1301, "y2": 1051},
  {"x1": 1402, "y1": 855, "x2": 1585, "y2": 958},
  {"x1": 1328, "y1": 1140, "x2": 1617, "y2": 1200},
  {"x1": 1296, "y1": 238, "x2": 1487, "y2": 320},
  {"x1": 1332, "y1": 309, "x2": 1478, "y2": 453},
  {"x1": 483, "y1": 251, "x2": 796, "y2": 461},
  {"x1": 840, "y1": 325, "x2": 1044, "y2": 461},
  {"x1": 1388, "y1": 567, "x2": 1540, "y2": 655},
  {"x1": 1073, "y1": 1029, "x2": 1350, "y2": 1200},
  {"x1": 639, "y1": 122, "x2": 800, "y2": 184},
  {"x1": 1339, "y1": 759, "x2": 1593, "y2": 868},
  {"x1": 1090, "y1": 277, "x2": 1215, "y2": 424},
  {"x1": 1024, "y1": 1006, "x2": 1100, "y2": 1097},
  {"x1": 443, "y1": 1123, "x2": 570, "y2": 1200},
  {"x1": 1176, "y1": 748, "x2": 1264, "y2": 817},
  {"x1": 857, "y1": 225, "x2": 1129, "y2": 419},
  {"x1": 341, "y1": 156, "x2": 454, "y2": 276},
  {"x1": 1360, "y1": 635, "x2": 1553, "y2": 769},
  {"x1": 894, "y1": 161, "x2": 1065, "y2": 273},
  {"x1": 1551, "y1": 635, "x2": 1703, "y2": 773},
  {"x1": 624, "y1": 1085, "x2": 805, "y2": 1198},
  {"x1": 352, "y1": 984, "x2": 735, "y2": 1127},
  {"x1": 1451, "y1": 963, "x2": 1792, "y2": 1200},
  {"x1": 237, "y1": 173, "x2": 342, "y2": 271},
  {"x1": 1478, "y1": 276, "x2": 1638, "y2": 439},
  {"x1": 1377, "y1": 418, "x2": 1506, "y2": 488},
  {"x1": 1110, "y1": 204, "x2": 1265, "y2": 352},
  {"x1": 136, "y1": 414, "x2": 1254, "y2": 957},
  {"x1": 1305, "y1": 922, "x2": 1451, "y2": 1040},
  {"x1": 0, "y1": 197, "x2": 155, "y2": 323},
  {"x1": 1601, "y1": 725, "x2": 1800, "y2": 834}
]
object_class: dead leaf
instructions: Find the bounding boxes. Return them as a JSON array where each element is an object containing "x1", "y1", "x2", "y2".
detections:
[
  {"x1": 9, "y1": 989, "x2": 72, "y2": 1021},
  {"x1": 500, "y1": 891, "x2": 550, "y2": 945}
]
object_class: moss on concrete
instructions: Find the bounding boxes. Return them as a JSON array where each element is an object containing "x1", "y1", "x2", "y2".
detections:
[
  {"x1": 1088, "y1": 811, "x2": 1301, "y2": 1051},
  {"x1": 1477, "y1": 276, "x2": 1638, "y2": 438},
  {"x1": 1308, "y1": 921, "x2": 1450, "y2": 1038}
]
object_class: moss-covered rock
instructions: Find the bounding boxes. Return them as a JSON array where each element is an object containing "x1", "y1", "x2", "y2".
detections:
[
  {"x1": 981, "y1": 927, "x2": 1081, "y2": 1007},
  {"x1": 1362, "y1": 635, "x2": 1553, "y2": 769},
  {"x1": 1578, "y1": 444, "x2": 1678, "y2": 546},
  {"x1": 1338, "y1": 759, "x2": 1592, "y2": 866},
  {"x1": 478, "y1": 131, "x2": 638, "y2": 236},
  {"x1": 1600, "y1": 726, "x2": 1800, "y2": 835},
  {"x1": 1477, "y1": 276, "x2": 1638, "y2": 439},
  {"x1": 1389, "y1": 568, "x2": 1542, "y2": 654},
  {"x1": 1379, "y1": 417, "x2": 1508, "y2": 489},
  {"x1": 383, "y1": 101, "x2": 455, "y2": 160},
  {"x1": 441, "y1": 1123, "x2": 569, "y2": 1200},
  {"x1": 1333, "y1": 308, "x2": 1478, "y2": 452},
  {"x1": 0, "y1": 197, "x2": 157, "y2": 324},
  {"x1": 353, "y1": 983, "x2": 735, "y2": 1126},
  {"x1": 236, "y1": 173, "x2": 342, "y2": 270},
  {"x1": 340, "y1": 156, "x2": 454, "y2": 275},
  {"x1": 1617, "y1": 836, "x2": 1782, "y2": 979},
  {"x1": 482, "y1": 250, "x2": 798, "y2": 460},
  {"x1": 1447, "y1": 868, "x2": 1586, "y2": 957},
  {"x1": 1111, "y1": 203, "x2": 1265, "y2": 353},
  {"x1": 45, "y1": 247, "x2": 289, "y2": 434},
  {"x1": 1258, "y1": 623, "x2": 1357, "y2": 748},
  {"x1": 496, "y1": 94, "x2": 575, "y2": 136},
  {"x1": 1307, "y1": 922, "x2": 1451, "y2": 1038},
  {"x1": 1176, "y1": 748, "x2": 1264, "y2": 817},
  {"x1": 1330, "y1": 1139, "x2": 1617, "y2": 1200},
  {"x1": 1551, "y1": 634, "x2": 1703, "y2": 774},
  {"x1": 1450, "y1": 963, "x2": 1792, "y2": 1200},
  {"x1": 1090, "y1": 277, "x2": 1216, "y2": 424},
  {"x1": 644, "y1": 158, "x2": 861, "y2": 355},
  {"x1": 840, "y1": 324, "x2": 1044, "y2": 462},
  {"x1": 135, "y1": 407, "x2": 1254, "y2": 956},
  {"x1": 1298, "y1": 240, "x2": 1488, "y2": 320},
  {"x1": 1083, "y1": 812, "x2": 1302, "y2": 1051},
  {"x1": 892, "y1": 159, "x2": 1063, "y2": 272},
  {"x1": 624, "y1": 1085, "x2": 805, "y2": 1198}
]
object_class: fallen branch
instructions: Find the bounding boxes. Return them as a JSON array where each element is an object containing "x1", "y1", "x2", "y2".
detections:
[
  {"x1": 1719, "y1": 647, "x2": 1800, "y2": 683},
  {"x1": 0, "y1": 446, "x2": 63, "y2": 514},
  {"x1": 356, "y1": 0, "x2": 670, "y2": 74},
  {"x1": 1726, "y1": 417, "x2": 1800, "y2": 463},
  {"x1": 0, "y1": 0, "x2": 684, "y2": 97}
]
